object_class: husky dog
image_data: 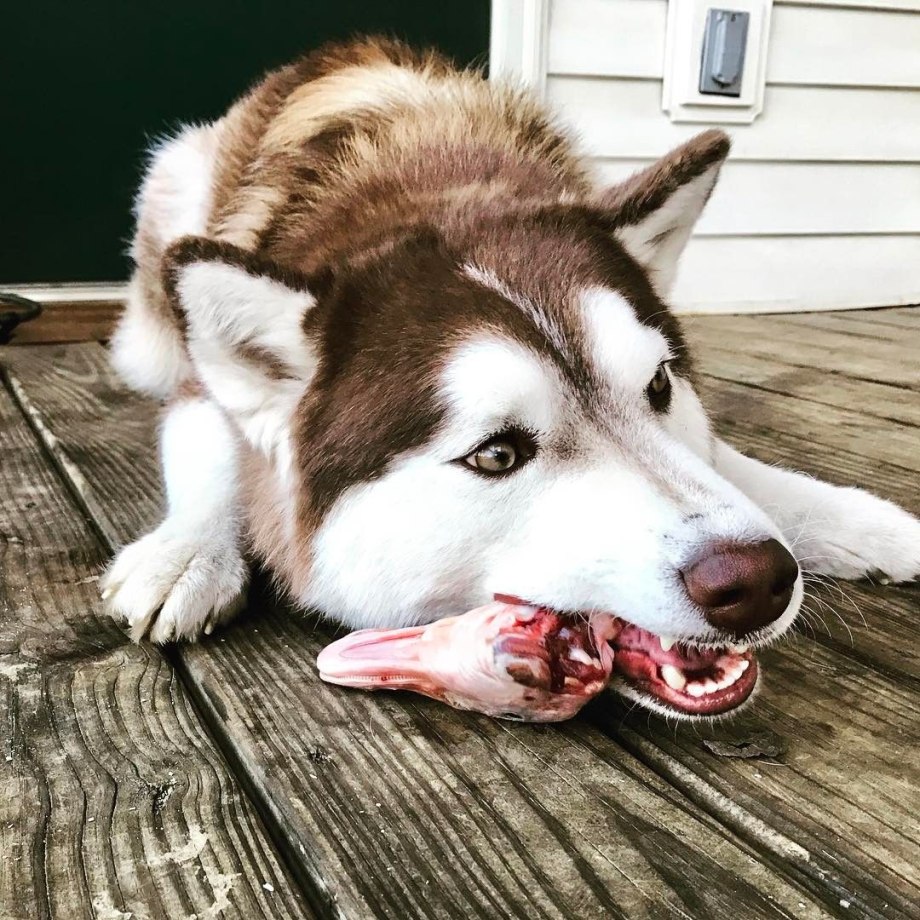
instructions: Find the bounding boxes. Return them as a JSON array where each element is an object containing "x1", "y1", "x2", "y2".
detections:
[{"x1": 103, "y1": 39, "x2": 920, "y2": 718}]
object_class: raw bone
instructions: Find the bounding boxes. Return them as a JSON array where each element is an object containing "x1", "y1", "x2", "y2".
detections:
[{"x1": 317, "y1": 600, "x2": 616, "y2": 722}]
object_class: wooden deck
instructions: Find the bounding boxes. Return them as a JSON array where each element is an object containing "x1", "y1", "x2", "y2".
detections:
[{"x1": 1, "y1": 307, "x2": 918, "y2": 920}]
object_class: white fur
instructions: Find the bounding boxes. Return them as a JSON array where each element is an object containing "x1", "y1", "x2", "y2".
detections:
[
  {"x1": 178, "y1": 263, "x2": 316, "y2": 373},
  {"x1": 110, "y1": 123, "x2": 222, "y2": 399},
  {"x1": 615, "y1": 165, "x2": 721, "y2": 295},
  {"x1": 305, "y1": 333, "x2": 801, "y2": 643},
  {"x1": 581, "y1": 287, "x2": 671, "y2": 392},
  {"x1": 102, "y1": 398, "x2": 248, "y2": 643},
  {"x1": 134, "y1": 123, "x2": 222, "y2": 243},
  {"x1": 439, "y1": 337, "x2": 565, "y2": 454},
  {"x1": 660, "y1": 377, "x2": 716, "y2": 463},
  {"x1": 176, "y1": 261, "x2": 317, "y2": 474},
  {"x1": 110, "y1": 277, "x2": 193, "y2": 398},
  {"x1": 715, "y1": 441, "x2": 920, "y2": 582}
]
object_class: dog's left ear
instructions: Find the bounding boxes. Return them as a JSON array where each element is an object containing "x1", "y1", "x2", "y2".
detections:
[
  {"x1": 164, "y1": 236, "x2": 320, "y2": 463},
  {"x1": 598, "y1": 129, "x2": 730, "y2": 294}
]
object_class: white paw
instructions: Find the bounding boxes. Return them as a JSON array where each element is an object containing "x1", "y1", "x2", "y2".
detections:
[
  {"x1": 101, "y1": 519, "x2": 248, "y2": 643},
  {"x1": 794, "y1": 488, "x2": 920, "y2": 583}
]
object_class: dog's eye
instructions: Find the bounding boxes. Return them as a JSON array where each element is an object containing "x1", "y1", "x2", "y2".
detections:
[
  {"x1": 646, "y1": 363, "x2": 672, "y2": 409},
  {"x1": 462, "y1": 430, "x2": 536, "y2": 477}
]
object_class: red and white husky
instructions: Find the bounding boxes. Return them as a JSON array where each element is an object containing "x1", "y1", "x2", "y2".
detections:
[{"x1": 102, "y1": 39, "x2": 920, "y2": 718}]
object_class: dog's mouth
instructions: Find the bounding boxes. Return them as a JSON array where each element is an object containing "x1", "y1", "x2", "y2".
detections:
[
  {"x1": 495, "y1": 595, "x2": 759, "y2": 717},
  {"x1": 607, "y1": 621, "x2": 758, "y2": 717}
]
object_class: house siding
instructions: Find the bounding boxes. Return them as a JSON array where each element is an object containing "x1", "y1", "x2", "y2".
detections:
[{"x1": 543, "y1": 0, "x2": 920, "y2": 313}]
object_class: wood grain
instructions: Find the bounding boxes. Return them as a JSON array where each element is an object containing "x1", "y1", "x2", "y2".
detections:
[
  {"x1": 5, "y1": 301, "x2": 119, "y2": 345},
  {"x1": 0, "y1": 347, "x2": 832, "y2": 917},
  {"x1": 693, "y1": 348, "x2": 920, "y2": 428},
  {"x1": 683, "y1": 315, "x2": 920, "y2": 391},
  {"x1": 704, "y1": 378, "x2": 919, "y2": 473},
  {"x1": 767, "y1": 310, "x2": 920, "y2": 344},
  {"x1": 0, "y1": 372, "x2": 313, "y2": 919},
  {"x1": 596, "y1": 635, "x2": 920, "y2": 919}
]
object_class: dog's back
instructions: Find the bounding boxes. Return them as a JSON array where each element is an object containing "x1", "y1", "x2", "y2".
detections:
[{"x1": 113, "y1": 38, "x2": 591, "y2": 398}]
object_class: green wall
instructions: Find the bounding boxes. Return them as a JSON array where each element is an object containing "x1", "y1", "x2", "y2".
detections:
[{"x1": 1, "y1": 1, "x2": 490, "y2": 284}]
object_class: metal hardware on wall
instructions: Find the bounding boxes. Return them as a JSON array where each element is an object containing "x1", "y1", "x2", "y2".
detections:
[
  {"x1": 662, "y1": 0, "x2": 773, "y2": 124},
  {"x1": 699, "y1": 9, "x2": 750, "y2": 96}
]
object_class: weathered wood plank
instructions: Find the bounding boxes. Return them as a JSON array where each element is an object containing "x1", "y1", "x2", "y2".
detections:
[
  {"x1": 769, "y1": 310, "x2": 920, "y2": 344},
  {"x1": 683, "y1": 315, "x2": 920, "y2": 391},
  {"x1": 862, "y1": 306, "x2": 920, "y2": 328},
  {"x1": 694, "y1": 350, "x2": 920, "y2": 428},
  {"x1": 0, "y1": 370, "x2": 312, "y2": 920},
  {"x1": 741, "y1": 313, "x2": 920, "y2": 361},
  {"x1": 185, "y1": 604, "x2": 828, "y2": 920},
  {"x1": 0, "y1": 348, "x2": 832, "y2": 918},
  {"x1": 4, "y1": 300, "x2": 119, "y2": 345},
  {"x1": 595, "y1": 635, "x2": 920, "y2": 919},
  {"x1": 700, "y1": 376, "x2": 920, "y2": 477}
]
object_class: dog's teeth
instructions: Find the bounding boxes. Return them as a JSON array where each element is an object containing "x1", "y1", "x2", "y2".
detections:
[
  {"x1": 739, "y1": 659, "x2": 750, "y2": 673},
  {"x1": 660, "y1": 664, "x2": 687, "y2": 691},
  {"x1": 722, "y1": 665, "x2": 742, "y2": 685},
  {"x1": 567, "y1": 647, "x2": 592, "y2": 665},
  {"x1": 730, "y1": 643, "x2": 750, "y2": 654},
  {"x1": 685, "y1": 682, "x2": 706, "y2": 698},
  {"x1": 659, "y1": 635, "x2": 677, "y2": 652}
]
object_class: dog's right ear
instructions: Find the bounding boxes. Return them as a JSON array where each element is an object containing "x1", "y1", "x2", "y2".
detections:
[{"x1": 163, "y1": 236, "x2": 319, "y2": 464}]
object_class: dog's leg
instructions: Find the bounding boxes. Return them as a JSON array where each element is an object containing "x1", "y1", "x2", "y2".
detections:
[
  {"x1": 101, "y1": 394, "x2": 248, "y2": 643},
  {"x1": 714, "y1": 441, "x2": 920, "y2": 582}
]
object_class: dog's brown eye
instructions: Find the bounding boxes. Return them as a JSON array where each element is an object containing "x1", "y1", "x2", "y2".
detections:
[
  {"x1": 647, "y1": 363, "x2": 672, "y2": 409},
  {"x1": 469, "y1": 441, "x2": 517, "y2": 473},
  {"x1": 461, "y1": 430, "x2": 536, "y2": 477}
]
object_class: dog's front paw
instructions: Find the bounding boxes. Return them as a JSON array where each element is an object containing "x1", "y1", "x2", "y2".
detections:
[
  {"x1": 101, "y1": 519, "x2": 249, "y2": 643},
  {"x1": 796, "y1": 488, "x2": 920, "y2": 583}
]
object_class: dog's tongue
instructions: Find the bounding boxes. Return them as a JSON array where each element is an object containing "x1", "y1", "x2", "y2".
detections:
[{"x1": 317, "y1": 601, "x2": 616, "y2": 722}]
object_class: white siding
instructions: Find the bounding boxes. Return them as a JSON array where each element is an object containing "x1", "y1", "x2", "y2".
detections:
[{"x1": 542, "y1": 0, "x2": 920, "y2": 313}]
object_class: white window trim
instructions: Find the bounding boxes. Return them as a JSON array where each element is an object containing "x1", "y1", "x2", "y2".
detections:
[{"x1": 489, "y1": 0, "x2": 551, "y2": 93}]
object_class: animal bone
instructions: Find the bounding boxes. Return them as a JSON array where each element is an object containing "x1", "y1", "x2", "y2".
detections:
[{"x1": 317, "y1": 600, "x2": 616, "y2": 721}]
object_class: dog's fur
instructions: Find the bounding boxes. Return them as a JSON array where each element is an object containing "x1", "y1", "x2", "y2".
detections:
[{"x1": 104, "y1": 40, "x2": 920, "y2": 697}]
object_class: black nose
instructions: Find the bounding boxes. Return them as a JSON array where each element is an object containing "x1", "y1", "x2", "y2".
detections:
[{"x1": 681, "y1": 539, "x2": 799, "y2": 638}]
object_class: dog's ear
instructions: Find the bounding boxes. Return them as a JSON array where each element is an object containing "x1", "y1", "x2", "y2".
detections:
[
  {"x1": 163, "y1": 236, "x2": 319, "y2": 464},
  {"x1": 598, "y1": 129, "x2": 729, "y2": 294}
]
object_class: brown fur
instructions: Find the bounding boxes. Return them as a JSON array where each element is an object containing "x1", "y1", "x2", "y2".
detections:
[
  {"x1": 598, "y1": 129, "x2": 730, "y2": 228},
  {"x1": 154, "y1": 38, "x2": 727, "y2": 597}
]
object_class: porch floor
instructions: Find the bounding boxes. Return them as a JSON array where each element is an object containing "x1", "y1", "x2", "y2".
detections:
[{"x1": 2, "y1": 307, "x2": 918, "y2": 919}]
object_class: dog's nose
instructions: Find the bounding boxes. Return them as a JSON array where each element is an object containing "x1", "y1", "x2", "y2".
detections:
[{"x1": 681, "y1": 539, "x2": 799, "y2": 638}]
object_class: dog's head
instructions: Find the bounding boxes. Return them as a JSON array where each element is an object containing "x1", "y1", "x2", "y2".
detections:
[{"x1": 166, "y1": 130, "x2": 802, "y2": 718}]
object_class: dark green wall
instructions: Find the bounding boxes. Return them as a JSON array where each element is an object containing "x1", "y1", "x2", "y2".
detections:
[{"x1": 1, "y1": 1, "x2": 490, "y2": 284}]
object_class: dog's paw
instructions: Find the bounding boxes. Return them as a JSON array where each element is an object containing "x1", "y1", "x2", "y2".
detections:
[
  {"x1": 795, "y1": 488, "x2": 920, "y2": 583},
  {"x1": 101, "y1": 519, "x2": 249, "y2": 643}
]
